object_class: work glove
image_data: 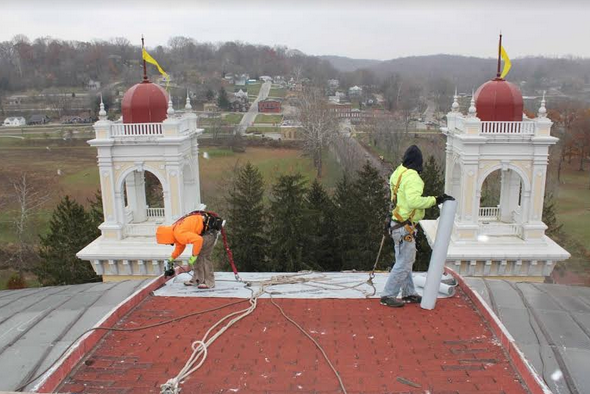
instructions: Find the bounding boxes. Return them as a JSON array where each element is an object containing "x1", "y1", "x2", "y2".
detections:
[
  {"x1": 164, "y1": 257, "x2": 175, "y2": 277},
  {"x1": 435, "y1": 194, "x2": 455, "y2": 205},
  {"x1": 188, "y1": 255, "x2": 198, "y2": 266}
]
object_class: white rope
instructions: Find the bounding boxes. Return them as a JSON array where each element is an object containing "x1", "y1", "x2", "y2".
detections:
[{"x1": 160, "y1": 272, "x2": 360, "y2": 394}]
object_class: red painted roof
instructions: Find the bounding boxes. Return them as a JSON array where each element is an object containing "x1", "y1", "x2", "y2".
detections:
[
  {"x1": 60, "y1": 289, "x2": 529, "y2": 394},
  {"x1": 121, "y1": 81, "x2": 168, "y2": 124},
  {"x1": 474, "y1": 78, "x2": 523, "y2": 122}
]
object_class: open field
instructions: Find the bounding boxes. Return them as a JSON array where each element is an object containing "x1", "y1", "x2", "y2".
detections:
[
  {"x1": 0, "y1": 137, "x2": 342, "y2": 243},
  {"x1": 268, "y1": 87, "x2": 287, "y2": 98},
  {"x1": 555, "y1": 162, "x2": 590, "y2": 252},
  {"x1": 254, "y1": 114, "x2": 283, "y2": 124}
]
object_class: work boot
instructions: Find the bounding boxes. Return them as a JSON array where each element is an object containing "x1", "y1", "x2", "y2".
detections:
[
  {"x1": 183, "y1": 280, "x2": 198, "y2": 287},
  {"x1": 402, "y1": 295, "x2": 422, "y2": 304},
  {"x1": 380, "y1": 296, "x2": 405, "y2": 308}
]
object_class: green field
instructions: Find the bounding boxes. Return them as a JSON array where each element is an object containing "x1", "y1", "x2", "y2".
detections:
[
  {"x1": 223, "y1": 113, "x2": 244, "y2": 124},
  {"x1": 268, "y1": 87, "x2": 287, "y2": 98},
  {"x1": 246, "y1": 126, "x2": 280, "y2": 133},
  {"x1": 555, "y1": 165, "x2": 590, "y2": 251},
  {"x1": 254, "y1": 114, "x2": 283, "y2": 124},
  {"x1": 246, "y1": 83, "x2": 262, "y2": 97},
  {"x1": 0, "y1": 137, "x2": 342, "y2": 244}
]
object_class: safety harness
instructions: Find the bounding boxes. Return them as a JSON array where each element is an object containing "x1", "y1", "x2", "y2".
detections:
[
  {"x1": 172, "y1": 210, "x2": 242, "y2": 282},
  {"x1": 391, "y1": 169, "x2": 417, "y2": 243}
]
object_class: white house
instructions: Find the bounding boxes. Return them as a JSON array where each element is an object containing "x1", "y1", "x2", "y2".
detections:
[
  {"x1": 2, "y1": 117, "x2": 26, "y2": 127},
  {"x1": 348, "y1": 85, "x2": 362, "y2": 97}
]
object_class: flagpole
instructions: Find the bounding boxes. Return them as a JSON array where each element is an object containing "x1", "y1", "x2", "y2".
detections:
[
  {"x1": 141, "y1": 35, "x2": 148, "y2": 82},
  {"x1": 497, "y1": 33, "x2": 502, "y2": 79}
]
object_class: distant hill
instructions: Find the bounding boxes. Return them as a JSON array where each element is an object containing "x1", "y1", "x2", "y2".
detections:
[{"x1": 319, "y1": 55, "x2": 382, "y2": 73}]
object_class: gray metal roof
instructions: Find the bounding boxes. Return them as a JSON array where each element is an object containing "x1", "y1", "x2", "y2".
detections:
[
  {"x1": 0, "y1": 279, "x2": 151, "y2": 392},
  {"x1": 466, "y1": 278, "x2": 590, "y2": 394}
]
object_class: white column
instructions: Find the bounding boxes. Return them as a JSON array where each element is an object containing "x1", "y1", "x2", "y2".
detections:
[
  {"x1": 133, "y1": 171, "x2": 148, "y2": 222},
  {"x1": 499, "y1": 170, "x2": 521, "y2": 222}
]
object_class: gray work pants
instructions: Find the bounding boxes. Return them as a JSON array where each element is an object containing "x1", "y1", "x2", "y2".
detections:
[
  {"x1": 193, "y1": 232, "x2": 216, "y2": 288},
  {"x1": 381, "y1": 225, "x2": 418, "y2": 298}
]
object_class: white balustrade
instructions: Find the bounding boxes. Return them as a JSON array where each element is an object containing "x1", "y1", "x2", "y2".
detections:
[
  {"x1": 146, "y1": 207, "x2": 165, "y2": 218},
  {"x1": 479, "y1": 223, "x2": 522, "y2": 237},
  {"x1": 111, "y1": 123, "x2": 163, "y2": 137},
  {"x1": 480, "y1": 121, "x2": 535, "y2": 135},
  {"x1": 124, "y1": 223, "x2": 157, "y2": 237},
  {"x1": 479, "y1": 206, "x2": 500, "y2": 219}
]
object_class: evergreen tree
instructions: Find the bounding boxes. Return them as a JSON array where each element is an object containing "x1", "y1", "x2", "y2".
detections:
[
  {"x1": 305, "y1": 179, "x2": 338, "y2": 271},
  {"x1": 268, "y1": 174, "x2": 308, "y2": 272},
  {"x1": 226, "y1": 162, "x2": 267, "y2": 272},
  {"x1": 333, "y1": 174, "x2": 359, "y2": 270},
  {"x1": 543, "y1": 193, "x2": 563, "y2": 238},
  {"x1": 414, "y1": 155, "x2": 445, "y2": 271},
  {"x1": 217, "y1": 87, "x2": 230, "y2": 110},
  {"x1": 205, "y1": 88, "x2": 215, "y2": 102},
  {"x1": 36, "y1": 196, "x2": 101, "y2": 285},
  {"x1": 350, "y1": 161, "x2": 390, "y2": 270},
  {"x1": 88, "y1": 190, "x2": 103, "y2": 231}
]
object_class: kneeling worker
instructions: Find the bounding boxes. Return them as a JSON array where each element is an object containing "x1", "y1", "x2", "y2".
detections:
[
  {"x1": 156, "y1": 212, "x2": 224, "y2": 289},
  {"x1": 381, "y1": 145, "x2": 453, "y2": 308}
]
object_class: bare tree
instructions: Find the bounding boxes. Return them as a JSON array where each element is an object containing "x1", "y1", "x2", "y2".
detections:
[
  {"x1": 11, "y1": 173, "x2": 51, "y2": 272},
  {"x1": 295, "y1": 87, "x2": 338, "y2": 177},
  {"x1": 367, "y1": 116, "x2": 409, "y2": 166}
]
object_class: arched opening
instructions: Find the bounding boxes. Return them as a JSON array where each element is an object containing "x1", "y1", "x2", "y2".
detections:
[
  {"x1": 122, "y1": 170, "x2": 164, "y2": 225},
  {"x1": 479, "y1": 168, "x2": 525, "y2": 237}
]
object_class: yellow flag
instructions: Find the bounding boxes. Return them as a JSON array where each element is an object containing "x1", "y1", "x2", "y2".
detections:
[
  {"x1": 500, "y1": 46, "x2": 511, "y2": 79},
  {"x1": 142, "y1": 48, "x2": 169, "y2": 80}
]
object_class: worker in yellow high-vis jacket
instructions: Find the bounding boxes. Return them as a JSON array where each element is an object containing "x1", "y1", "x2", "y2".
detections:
[{"x1": 380, "y1": 145, "x2": 454, "y2": 308}]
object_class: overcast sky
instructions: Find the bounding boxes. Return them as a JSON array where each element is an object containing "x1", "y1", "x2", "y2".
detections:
[{"x1": 1, "y1": 0, "x2": 589, "y2": 60}]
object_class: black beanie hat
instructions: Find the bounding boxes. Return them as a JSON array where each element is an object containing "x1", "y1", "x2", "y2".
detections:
[{"x1": 402, "y1": 145, "x2": 423, "y2": 174}]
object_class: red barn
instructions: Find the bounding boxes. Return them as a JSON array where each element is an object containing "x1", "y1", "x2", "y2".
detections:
[{"x1": 258, "y1": 99, "x2": 281, "y2": 113}]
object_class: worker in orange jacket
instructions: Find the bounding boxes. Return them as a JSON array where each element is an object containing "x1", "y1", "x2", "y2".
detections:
[{"x1": 156, "y1": 212, "x2": 224, "y2": 289}]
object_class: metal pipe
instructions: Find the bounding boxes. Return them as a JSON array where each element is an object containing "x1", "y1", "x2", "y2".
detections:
[{"x1": 421, "y1": 200, "x2": 457, "y2": 310}]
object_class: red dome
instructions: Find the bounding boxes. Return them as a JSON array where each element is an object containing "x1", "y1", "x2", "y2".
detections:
[
  {"x1": 474, "y1": 78, "x2": 523, "y2": 122},
  {"x1": 121, "y1": 81, "x2": 168, "y2": 124}
]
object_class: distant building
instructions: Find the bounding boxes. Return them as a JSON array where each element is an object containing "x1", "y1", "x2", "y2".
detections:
[
  {"x1": 348, "y1": 85, "x2": 363, "y2": 97},
  {"x1": 2, "y1": 116, "x2": 26, "y2": 126},
  {"x1": 87, "y1": 79, "x2": 101, "y2": 90},
  {"x1": 235, "y1": 74, "x2": 249, "y2": 86},
  {"x1": 329, "y1": 91, "x2": 346, "y2": 103},
  {"x1": 258, "y1": 99, "x2": 281, "y2": 113},
  {"x1": 328, "y1": 79, "x2": 339, "y2": 90},
  {"x1": 203, "y1": 103, "x2": 219, "y2": 112},
  {"x1": 28, "y1": 114, "x2": 50, "y2": 125},
  {"x1": 260, "y1": 76, "x2": 273, "y2": 82},
  {"x1": 234, "y1": 89, "x2": 248, "y2": 100}
]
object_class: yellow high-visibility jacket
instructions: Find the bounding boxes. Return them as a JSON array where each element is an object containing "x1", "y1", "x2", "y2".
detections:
[{"x1": 390, "y1": 165, "x2": 436, "y2": 223}]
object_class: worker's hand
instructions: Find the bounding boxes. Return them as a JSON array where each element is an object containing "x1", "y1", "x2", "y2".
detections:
[
  {"x1": 188, "y1": 255, "x2": 198, "y2": 266},
  {"x1": 435, "y1": 194, "x2": 455, "y2": 205}
]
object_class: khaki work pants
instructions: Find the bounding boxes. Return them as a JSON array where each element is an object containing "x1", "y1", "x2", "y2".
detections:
[{"x1": 193, "y1": 232, "x2": 216, "y2": 287}]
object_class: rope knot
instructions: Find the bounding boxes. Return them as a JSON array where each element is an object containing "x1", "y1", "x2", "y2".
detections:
[{"x1": 160, "y1": 379, "x2": 179, "y2": 394}]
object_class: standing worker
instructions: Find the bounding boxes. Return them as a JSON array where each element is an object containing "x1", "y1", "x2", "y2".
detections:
[
  {"x1": 156, "y1": 212, "x2": 224, "y2": 289},
  {"x1": 380, "y1": 145, "x2": 453, "y2": 308}
]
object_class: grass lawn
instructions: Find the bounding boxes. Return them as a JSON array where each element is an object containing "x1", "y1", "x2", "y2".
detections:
[
  {"x1": 555, "y1": 164, "x2": 590, "y2": 251},
  {"x1": 223, "y1": 113, "x2": 244, "y2": 124},
  {"x1": 268, "y1": 87, "x2": 287, "y2": 98},
  {"x1": 246, "y1": 83, "x2": 262, "y2": 97},
  {"x1": 254, "y1": 114, "x2": 283, "y2": 124}
]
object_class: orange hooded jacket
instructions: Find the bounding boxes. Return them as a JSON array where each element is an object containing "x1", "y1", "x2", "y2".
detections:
[{"x1": 156, "y1": 214, "x2": 205, "y2": 259}]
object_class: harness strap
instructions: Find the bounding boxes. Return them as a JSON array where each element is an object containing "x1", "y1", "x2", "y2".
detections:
[{"x1": 391, "y1": 169, "x2": 417, "y2": 235}]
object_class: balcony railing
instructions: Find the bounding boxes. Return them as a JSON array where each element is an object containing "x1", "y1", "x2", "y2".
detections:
[
  {"x1": 124, "y1": 223, "x2": 156, "y2": 237},
  {"x1": 479, "y1": 207, "x2": 500, "y2": 219},
  {"x1": 479, "y1": 223, "x2": 522, "y2": 237},
  {"x1": 480, "y1": 121, "x2": 535, "y2": 135},
  {"x1": 146, "y1": 207, "x2": 165, "y2": 218},
  {"x1": 111, "y1": 123, "x2": 163, "y2": 137}
]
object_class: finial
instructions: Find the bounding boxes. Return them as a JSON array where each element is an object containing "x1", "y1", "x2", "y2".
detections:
[
  {"x1": 496, "y1": 33, "x2": 503, "y2": 79},
  {"x1": 98, "y1": 93, "x2": 107, "y2": 119},
  {"x1": 167, "y1": 96, "x2": 175, "y2": 116},
  {"x1": 538, "y1": 91, "x2": 547, "y2": 118},
  {"x1": 468, "y1": 89, "x2": 477, "y2": 117},
  {"x1": 185, "y1": 89, "x2": 192, "y2": 110},
  {"x1": 451, "y1": 87, "x2": 459, "y2": 112},
  {"x1": 141, "y1": 35, "x2": 148, "y2": 82}
]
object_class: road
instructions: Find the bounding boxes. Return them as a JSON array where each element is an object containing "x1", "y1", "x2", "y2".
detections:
[{"x1": 237, "y1": 81, "x2": 272, "y2": 134}]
